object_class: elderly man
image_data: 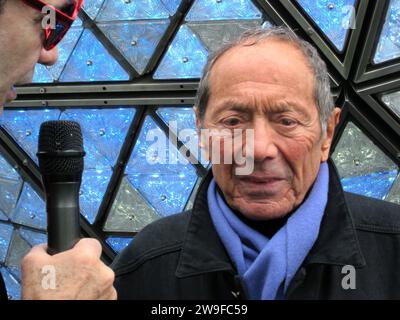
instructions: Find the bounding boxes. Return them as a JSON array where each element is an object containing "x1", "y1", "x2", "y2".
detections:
[
  {"x1": 0, "y1": 0, "x2": 116, "y2": 300},
  {"x1": 112, "y1": 26, "x2": 400, "y2": 300}
]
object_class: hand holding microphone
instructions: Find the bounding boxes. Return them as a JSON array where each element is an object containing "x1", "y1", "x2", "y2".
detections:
[{"x1": 21, "y1": 121, "x2": 117, "y2": 300}]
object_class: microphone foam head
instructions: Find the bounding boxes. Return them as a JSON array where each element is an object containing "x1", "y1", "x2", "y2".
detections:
[{"x1": 38, "y1": 120, "x2": 84, "y2": 175}]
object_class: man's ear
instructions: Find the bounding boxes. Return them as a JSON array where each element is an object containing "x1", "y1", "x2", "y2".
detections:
[{"x1": 321, "y1": 107, "x2": 341, "y2": 162}]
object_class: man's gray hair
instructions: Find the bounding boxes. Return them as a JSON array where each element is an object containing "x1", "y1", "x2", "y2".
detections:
[{"x1": 195, "y1": 26, "x2": 334, "y2": 134}]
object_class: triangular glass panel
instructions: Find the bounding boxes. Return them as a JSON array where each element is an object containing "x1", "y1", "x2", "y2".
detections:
[
  {"x1": 0, "y1": 154, "x2": 19, "y2": 181},
  {"x1": 47, "y1": 26, "x2": 84, "y2": 81},
  {"x1": 154, "y1": 25, "x2": 208, "y2": 79},
  {"x1": 382, "y1": 91, "x2": 400, "y2": 120},
  {"x1": 332, "y1": 121, "x2": 399, "y2": 199},
  {"x1": 0, "y1": 268, "x2": 20, "y2": 300},
  {"x1": 161, "y1": 0, "x2": 181, "y2": 15},
  {"x1": 18, "y1": 228, "x2": 47, "y2": 247},
  {"x1": 386, "y1": 173, "x2": 400, "y2": 205},
  {"x1": 80, "y1": 168, "x2": 112, "y2": 224},
  {"x1": 5, "y1": 230, "x2": 31, "y2": 277},
  {"x1": 186, "y1": 0, "x2": 262, "y2": 21},
  {"x1": 11, "y1": 183, "x2": 46, "y2": 230},
  {"x1": 127, "y1": 171, "x2": 198, "y2": 217},
  {"x1": 125, "y1": 116, "x2": 199, "y2": 217},
  {"x1": 60, "y1": 108, "x2": 135, "y2": 169},
  {"x1": 0, "y1": 109, "x2": 61, "y2": 163},
  {"x1": 60, "y1": 29, "x2": 129, "y2": 82},
  {"x1": 32, "y1": 64, "x2": 54, "y2": 83},
  {"x1": 0, "y1": 177, "x2": 23, "y2": 217},
  {"x1": 98, "y1": 20, "x2": 169, "y2": 74},
  {"x1": 373, "y1": 0, "x2": 400, "y2": 64},
  {"x1": 97, "y1": 0, "x2": 170, "y2": 21},
  {"x1": 126, "y1": 116, "x2": 195, "y2": 175},
  {"x1": 0, "y1": 210, "x2": 8, "y2": 221},
  {"x1": 0, "y1": 222, "x2": 14, "y2": 263},
  {"x1": 104, "y1": 177, "x2": 160, "y2": 233},
  {"x1": 187, "y1": 20, "x2": 262, "y2": 53},
  {"x1": 83, "y1": 0, "x2": 105, "y2": 19},
  {"x1": 106, "y1": 236, "x2": 133, "y2": 253},
  {"x1": 156, "y1": 107, "x2": 209, "y2": 166},
  {"x1": 341, "y1": 170, "x2": 398, "y2": 200},
  {"x1": 296, "y1": 0, "x2": 356, "y2": 51}
]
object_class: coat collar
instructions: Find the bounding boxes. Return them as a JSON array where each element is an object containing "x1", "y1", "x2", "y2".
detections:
[{"x1": 176, "y1": 159, "x2": 366, "y2": 278}]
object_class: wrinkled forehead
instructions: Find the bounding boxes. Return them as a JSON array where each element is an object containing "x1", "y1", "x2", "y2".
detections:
[{"x1": 209, "y1": 39, "x2": 315, "y2": 100}]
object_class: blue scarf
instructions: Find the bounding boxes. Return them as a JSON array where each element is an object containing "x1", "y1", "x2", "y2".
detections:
[{"x1": 207, "y1": 162, "x2": 329, "y2": 300}]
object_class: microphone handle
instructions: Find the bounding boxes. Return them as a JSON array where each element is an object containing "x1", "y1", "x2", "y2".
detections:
[{"x1": 45, "y1": 180, "x2": 81, "y2": 255}]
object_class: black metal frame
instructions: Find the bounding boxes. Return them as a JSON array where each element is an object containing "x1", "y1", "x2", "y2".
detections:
[{"x1": 1, "y1": 0, "x2": 400, "y2": 261}]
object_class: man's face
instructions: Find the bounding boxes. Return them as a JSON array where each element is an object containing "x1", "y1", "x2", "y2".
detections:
[
  {"x1": 0, "y1": 0, "x2": 62, "y2": 113},
  {"x1": 197, "y1": 39, "x2": 340, "y2": 221}
]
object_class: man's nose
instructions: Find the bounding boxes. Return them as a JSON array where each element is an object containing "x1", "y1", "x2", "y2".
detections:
[
  {"x1": 38, "y1": 47, "x2": 59, "y2": 66},
  {"x1": 252, "y1": 118, "x2": 279, "y2": 161}
]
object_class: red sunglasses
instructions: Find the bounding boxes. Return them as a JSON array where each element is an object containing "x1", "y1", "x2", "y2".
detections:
[{"x1": 22, "y1": 0, "x2": 83, "y2": 51}]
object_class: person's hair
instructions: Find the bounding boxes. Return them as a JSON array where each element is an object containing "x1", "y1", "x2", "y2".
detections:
[
  {"x1": 195, "y1": 25, "x2": 334, "y2": 134},
  {"x1": 0, "y1": 0, "x2": 6, "y2": 14}
]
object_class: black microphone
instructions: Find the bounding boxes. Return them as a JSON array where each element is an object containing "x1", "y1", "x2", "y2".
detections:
[{"x1": 37, "y1": 120, "x2": 86, "y2": 255}]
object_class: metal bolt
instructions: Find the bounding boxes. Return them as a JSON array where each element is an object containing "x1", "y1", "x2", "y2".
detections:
[
  {"x1": 124, "y1": 0, "x2": 131, "y2": 3},
  {"x1": 99, "y1": 128, "x2": 106, "y2": 136},
  {"x1": 39, "y1": 88, "x2": 46, "y2": 94},
  {"x1": 182, "y1": 57, "x2": 189, "y2": 63},
  {"x1": 328, "y1": 3, "x2": 335, "y2": 10},
  {"x1": 160, "y1": 195, "x2": 167, "y2": 201},
  {"x1": 131, "y1": 40, "x2": 137, "y2": 46},
  {"x1": 25, "y1": 130, "x2": 32, "y2": 136},
  {"x1": 86, "y1": 60, "x2": 93, "y2": 66}
]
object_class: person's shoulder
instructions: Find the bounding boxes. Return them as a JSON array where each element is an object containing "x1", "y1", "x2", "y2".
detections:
[
  {"x1": 344, "y1": 191, "x2": 400, "y2": 233},
  {"x1": 111, "y1": 210, "x2": 191, "y2": 273}
]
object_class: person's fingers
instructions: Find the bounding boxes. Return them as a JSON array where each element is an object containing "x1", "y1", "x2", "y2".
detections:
[{"x1": 72, "y1": 238, "x2": 102, "y2": 259}]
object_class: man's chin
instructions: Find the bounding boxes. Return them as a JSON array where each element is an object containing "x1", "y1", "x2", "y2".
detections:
[{"x1": 231, "y1": 198, "x2": 295, "y2": 221}]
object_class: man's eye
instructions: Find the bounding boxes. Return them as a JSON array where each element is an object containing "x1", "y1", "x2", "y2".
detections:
[
  {"x1": 279, "y1": 118, "x2": 297, "y2": 126},
  {"x1": 223, "y1": 118, "x2": 241, "y2": 127}
]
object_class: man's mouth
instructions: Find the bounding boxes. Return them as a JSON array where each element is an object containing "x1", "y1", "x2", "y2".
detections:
[{"x1": 5, "y1": 85, "x2": 17, "y2": 102}]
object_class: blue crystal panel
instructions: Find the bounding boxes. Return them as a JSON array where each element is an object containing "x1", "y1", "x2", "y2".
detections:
[
  {"x1": 0, "y1": 211, "x2": 8, "y2": 221},
  {"x1": 60, "y1": 29, "x2": 129, "y2": 82},
  {"x1": 154, "y1": 25, "x2": 208, "y2": 79},
  {"x1": 47, "y1": 26, "x2": 84, "y2": 80},
  {"x1": 98, "y1": 20, "x2": 169, "y2": 74},
  {"x1": 374, "y1": 0, "x2": 400, "y2": 64},
  {"x1": 11, "y1": 183, "x2": 46, "y2": 230},
  {"x1": 0, "y1": 223, "x2": 13, "y2": 263},
  {"x1": 126, "y1": 116, "x2": 198, "y2": 217},
  {"x1": 97, "y1": 0, "x2": 170, "y2": 21},
  {"x1": 83, "y1": 0, "x2": 105, "y2": 19},
  {"x1": 157, "y1": 107, "x2": 208, "y2": 166},
  {"x1": 32, "y1": 64, "x2": 54, "y2": 83},
  {"x1": 341, "y1": 170, "x2": 398, "y2": 200},
  {"x1": 161, "y1": 0, "x2": 181, "y2": 15},
  {"x1": 0, "y1": 268, "x2": 20, "y2": 300},
  {"x1": 0, "y1": 178, "x2": 22, "y2": 217},
  {"x1": 60, "y1": 108, "x2": 135, "y2": 169},
  {"x1": 80, "y1": 169, "x2": 112, "y2": 223},
  {"x1": 0, "y1": 109, "x2": 61, "y2": 163},
  {"x1": 127, "y1": 171, "x2": 197, "y2": 217},
  {"x1": 296, "y1": 0, "x2": 356, "y2": 51},
  {"x1": 186, "y1": 0, "x2": 262, "y2": 21},
  {"x1": 106, "y1": 236, "x2": 133, "y2": 253},
  {"x1": 19, "y1": 228, "x2": 47, "y2": 247},
  {"x1": 0, "y1": 154, "x2": 19, "y2": 180}
]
